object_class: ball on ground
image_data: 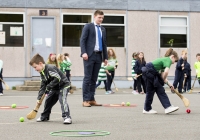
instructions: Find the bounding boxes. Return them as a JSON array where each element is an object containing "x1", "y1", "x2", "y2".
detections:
[
  {"x1": 11, "y1": 104, "x2": 16, "y2": 108},
  {"x1": 19, "y1": 117, "x2": 24, "y2": 122},
  {"x1": 186, "y1": 109, "x2": 191, "y2": 114},
  {"x1": 126, "y1": 102, "x2": 130, "y2": 106},
  {"x1": 121, "y1": 102, "x2": 125, "y2": 106}
]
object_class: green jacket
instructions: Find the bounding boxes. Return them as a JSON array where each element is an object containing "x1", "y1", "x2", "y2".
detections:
[{"x1": 63, "y1": 60, "x2": 72, "y2": 71}]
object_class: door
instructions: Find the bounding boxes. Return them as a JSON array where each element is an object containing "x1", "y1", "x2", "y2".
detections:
[{"x1": 31, "y1": 17, "x2": 55, "y2": 76}]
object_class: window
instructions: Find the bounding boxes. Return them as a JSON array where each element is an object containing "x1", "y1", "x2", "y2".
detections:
[
  {"x1": 160, "y1": 17, "x2": 187, "y2": 48},
  {"x1": 0, "y1": 13, "x2": 24, "y2": 47},
  {"x1": 62, "y1": 14, "x2": 125, "y2": 47},
  {"x1": 62, "y1": 14, "x2": 91, "y2": 47},
  {"x1": 102, "y1": 15, "x2": 125, "y2": 47}
]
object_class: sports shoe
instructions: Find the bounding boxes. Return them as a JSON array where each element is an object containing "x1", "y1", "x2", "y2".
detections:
[
  {"x1": 36, "y1": 117, "x2": 49, "y2": 122},
  {"x1": 143, "y1": 109, "x2": 157, "y2": 114},
  {"x1": 105, "y1": 91, "x2": 111, "y2": 94},
  {"x1": 0, "y1": 93, "x2": 3, "y2": 96},
  {"x1": 63, "y1": 117, "x2": 72, "y2": 124},
  {"x1": 132, "y1": 91, "x2": 139, "y2": 95},
  {"x1": 165, "y1": 105, "x2": 179, "y2": 114},
  {"x1": 68, "y1": 92, "x2": 71, "y2": 95}
]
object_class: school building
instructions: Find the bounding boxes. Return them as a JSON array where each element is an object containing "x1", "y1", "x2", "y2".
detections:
[{"x1": 0, "y1": 0, "x2": 199, "y2": 88}]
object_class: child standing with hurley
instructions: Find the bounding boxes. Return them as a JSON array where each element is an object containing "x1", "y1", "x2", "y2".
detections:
[
  {"x1": 105, "y1": 48, "x2": 118, "y2": 94},
  {"x1": 132, "y1": 52, "x2": 138, "y2": 94},
  {"x1": 134, "y1": 52, "x2": 146, "y2": 94},
  {"x1": 63, "y1": 53, "x2": 72, "y2": 82},
  {"x1": 142, "y1": 48, "x2": 179, "y2": 114},
  {"x1": 0, "y1": 59, "x2": 3, "y2": 96},
  {"x1": 194, "y1": 53, "x2": 200, "y2": 94},
  {"x1": 29, "y1": 54, "x2": 72, "y2": 124}
]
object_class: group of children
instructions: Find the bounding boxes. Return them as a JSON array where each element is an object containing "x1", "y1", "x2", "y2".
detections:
[
  {"x1": 95, "y1": 48, "x2": 118, "y2": 94},
  {"x1": 131, "y1": 50, "x2": 200, "y2": 95},
  {"x1": 46, "y1": 53, "x2": 72, "y2": 82}
]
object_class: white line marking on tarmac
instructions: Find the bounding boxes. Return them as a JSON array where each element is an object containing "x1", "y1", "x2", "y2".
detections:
[{"x1": 0, "y1": 112, "x2": 62, "y2": 125}]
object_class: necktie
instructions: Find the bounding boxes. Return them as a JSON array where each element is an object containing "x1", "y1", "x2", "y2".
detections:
[{"x1": 96, "y1": 25, "x2": 102, "y2": 51}]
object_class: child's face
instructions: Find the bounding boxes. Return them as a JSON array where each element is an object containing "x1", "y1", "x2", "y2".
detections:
[
  {"x1": 50, "y1": 54, "x2": 56, "y2": 61},
  {"x1": 109, "y1": 50, "x2": 113, "y2": 56},
  {"x1": 138, "y1": 53, "x2": 143, "y2": 59},
  {"x1": 197, "y1": 56, "x2": 200, "y2": 61},
  {"x1": 182, "y1": 52, "x2": 187, "y2": 60},
  {"x1": 32, "y1": 62, "x2": 44, "y2": 73}
]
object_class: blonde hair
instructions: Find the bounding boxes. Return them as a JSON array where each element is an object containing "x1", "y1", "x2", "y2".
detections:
[{"x1": 57, "y1": 54, "x2": 64, "y2": 64}]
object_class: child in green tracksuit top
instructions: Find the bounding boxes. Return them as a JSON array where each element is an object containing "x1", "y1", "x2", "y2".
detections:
[
  {"x1": 105, "y1": 48, "x2": 118, "y2": 94},
  {"x1": 96, "y1": 62, "x2": 107, "y2": 92},
  {"x1": 64, "y1": 53, "x2": 72, "y2": 82},
  {"x1": 194, "y1": 53, "x2": 200, "y2": 94}
]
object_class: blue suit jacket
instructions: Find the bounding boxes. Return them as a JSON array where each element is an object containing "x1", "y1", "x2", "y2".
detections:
[{"x1": 80, "y1": 23, "x2": 108, "y2": 61}]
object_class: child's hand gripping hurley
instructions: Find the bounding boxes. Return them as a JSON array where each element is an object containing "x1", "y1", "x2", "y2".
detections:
[{"x1": 26, "y1": 93, "x2": 46, "y2": 120}]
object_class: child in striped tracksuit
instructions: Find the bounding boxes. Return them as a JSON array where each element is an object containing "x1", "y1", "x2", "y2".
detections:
[
  {"x1": 95, "y1": 62, "x2": 107, "y2": 92},
  {"x1": 132, "y1": 52, "x2": 138, "y2": 94},
  {"x1": 183, "y1": 58, "x2": 191, "y2": 93}
]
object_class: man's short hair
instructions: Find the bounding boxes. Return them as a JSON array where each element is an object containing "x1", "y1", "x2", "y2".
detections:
[
  {"x1": 29, "y1": 53, "x2": 45, "y2": 66},
  {"x1": 196, "y1": 53, "x2": 200, "y2": 57},
  {"x1": 94, "y1": 10, "x2": 104, "y2": 16}
]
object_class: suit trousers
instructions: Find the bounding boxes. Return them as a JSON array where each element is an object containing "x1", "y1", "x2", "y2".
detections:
[
  {"x1": 0, "y1": 69, "x2": 3, "y2": 93},
  {"x1": 82, "y1": 52, "x2": 102, "y2": 101}
]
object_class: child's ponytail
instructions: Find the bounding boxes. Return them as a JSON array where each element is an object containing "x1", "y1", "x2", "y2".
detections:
[{"x1": 164, "y1": 48, "x2": 179, "y2": 60}]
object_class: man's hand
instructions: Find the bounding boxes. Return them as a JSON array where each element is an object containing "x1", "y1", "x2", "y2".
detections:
[
  {"x1": 104, "y1": 59, "x2": 108, "y2": 65},
  {"x1": 82, "y1": 53, "x2": 88, "y2": 60}
]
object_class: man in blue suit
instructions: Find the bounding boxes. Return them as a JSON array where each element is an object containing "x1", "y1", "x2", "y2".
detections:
[{"x1": 80, "y1": 10, "x2": 108, "y2": 107}]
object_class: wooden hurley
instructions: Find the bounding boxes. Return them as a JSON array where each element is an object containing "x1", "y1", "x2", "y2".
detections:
[
  {"x1": 0, "y1": 78, "x2": 9, "y2": 90},
  {"x1": 173, "y1": 88, "x2": 190, "y2": 107},
  {"x1": 182, "y1": 76, "x2": 186, "y2": 89},
  {"x1": 127, "y1": 74, "x2": 142, "y2": 81},
  {"x1": 189, "y1": 76, "x2": 197, "y2": 94},
  {"x1": 26, "y1": 94, "x2": 46, "y2": 120},
  {"x1": 112, "y1": 80, "x2": 118, "y2": 91}
]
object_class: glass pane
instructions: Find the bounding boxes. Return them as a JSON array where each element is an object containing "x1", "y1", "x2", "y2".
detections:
[
  {"x1": 0, "y1": 14, "x2": 23, "y2": 22},
  {"x1": 161, "y1": 17, "x2": 187, "y2": 26},
  {"x1": 0, "y1": 24, "x2": 24, "y2": 47},
  {"x1": 160, "y1": 34, "x2": 187, "y2": 48},
  {"x1": 63, "y1": 15, "x2": 91, "y2": 23},
  {"x1": 62, "y1": 25, "x2": 84, "y2": 46},
  {"x1": 160, "y1": 26, "x2": 186, "y2": 34},
  {"x1": 105, "y1": 26, "x2": 124, "y2": 47},
  {"x1": 103, "y1": 16, "x2": 124, "y2": 24}
]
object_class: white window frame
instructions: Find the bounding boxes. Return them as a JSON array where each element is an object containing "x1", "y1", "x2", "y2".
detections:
[
  {"x1": 61, "y1": 13, "x2": 93, "y2": 48},
  {"x1": 0, "y1": 12, "x2": 25, "y2": 47},
  {"x1": 159, "y1": 15, "x2": 189, "y2": 48},
  {"x1": 101, "y1": 14, "x2": 126, "y2": 48}
]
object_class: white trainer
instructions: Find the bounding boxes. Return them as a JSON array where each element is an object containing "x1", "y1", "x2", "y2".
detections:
[
  {"x1": 143, "y1": 109, "x2": 157, "y2": 114},
  {"x1": 0, "y1": 93, "x2": 3, "y2": 96},
  {"x1": 165, "y1": 105, "x2": 179, "y2": 114},
  {"x1": 63, "y1": 117, "x2": 72, "y2": 124}
]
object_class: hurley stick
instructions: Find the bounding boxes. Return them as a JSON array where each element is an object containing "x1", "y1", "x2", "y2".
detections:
[
  {"x1": 0, "y1": 78, "x2": 9, "y2": 90},
  {"x1": 112, "y1": 79, "x2": 118, "y2": 91},
  {"x1": 127, "y1": 74, "x2": 142, "y2": 81},
  {"x1": 26, "y1": 94, "x2": 46, "y2": 120},
  {"x1": 170, "y1": 86, "x2": 190, "y2": 107},
  {"x1": 189, "y1": 75, "x2": 197, "y2": 94},
  {"x1": 182, "y1": 76, "x2": 186, "y2": 89}
]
